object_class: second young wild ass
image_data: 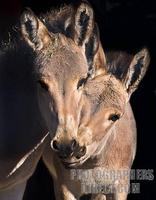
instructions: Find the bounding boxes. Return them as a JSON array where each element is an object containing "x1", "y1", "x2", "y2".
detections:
[{"x1": 20, "y1": 2, "x2": 150, "y2": 200}]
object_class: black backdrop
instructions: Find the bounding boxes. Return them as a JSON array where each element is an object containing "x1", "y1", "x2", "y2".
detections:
[{"x1": 0, "y1": 0, "x2": 156, "y2": 199}]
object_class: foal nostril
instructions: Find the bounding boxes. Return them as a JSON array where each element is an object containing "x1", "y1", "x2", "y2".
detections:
[
  {"x1": 76, "y1": 146, "x2": 86, "y2": 159},
  {"x1": 71, "y1": 139, "x2": 77, "y2": 151},
  {"x1": 52, "y1": 140, "x2": 59, "y2": 151}
]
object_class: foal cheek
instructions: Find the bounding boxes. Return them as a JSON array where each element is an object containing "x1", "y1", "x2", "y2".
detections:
[{"x1": 90, "y1": 119, "x2": 111, "y2": 141}]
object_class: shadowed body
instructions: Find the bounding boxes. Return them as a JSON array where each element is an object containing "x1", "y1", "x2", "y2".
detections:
[{"x1": 0, "y1": 41, "x2": 48, "y2": 199}]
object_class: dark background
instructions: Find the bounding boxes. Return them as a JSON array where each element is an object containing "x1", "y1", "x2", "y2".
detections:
[{"x1": 0, "y1": 0, "x2": 156, "y2": 199}]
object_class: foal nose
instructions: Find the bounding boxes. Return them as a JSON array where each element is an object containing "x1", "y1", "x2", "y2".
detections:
[{"x1": 51, "y1": 139, "x2": 86, "y2": 159}]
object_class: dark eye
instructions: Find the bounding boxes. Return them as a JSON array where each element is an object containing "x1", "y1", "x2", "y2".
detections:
[
  {"x1": 108, "y1": 114, "x2": 120, "y2": 122},
  {"x1": 77, "y1": 78, "x2": 87, "y2": 89},
  {"x1": 38, "y1": 80, "x2": 49, "y2": 91}
]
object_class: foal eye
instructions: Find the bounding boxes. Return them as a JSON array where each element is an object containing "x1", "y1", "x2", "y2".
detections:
[
  {"x1": 77, "y1": 78, "x2": 87, "y2": 89},
  {"x1": 38, "y1": 80, "x2": 49, "y2": 91},
  {"x1": 108, "y1": 114, "x2": 120, "y2": 122}
]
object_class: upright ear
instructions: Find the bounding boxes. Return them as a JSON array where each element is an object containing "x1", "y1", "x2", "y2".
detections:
[
  {"x1": 73, "y1": 2, "x2": 106, "y2": 75},
  {"x1": 124, "y1": 48, "x2": 150, "y2": 95},
  {"x1": 73, "y1": 2, "x2": 94, "y2": 46},
  {"x1": 20, "y1": 8, "x2": 51, "y2": 50}
]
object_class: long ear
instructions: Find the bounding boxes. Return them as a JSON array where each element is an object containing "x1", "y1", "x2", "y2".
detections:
[
  {"x1": 86, "y1": 24, "x2": 106, "y2": 76},
  {"x1": 20, "y1": 8, "x2": 52, "y2": 50},
  {"x1": 73, "y1": 2, "x2": 94, "y2": 46},
  {"x1": 73, "y1": 2, "x2": 106, "y2": 75},
  {"x1": 124, "y1": 48, "x2": 150, "y2": 95}
]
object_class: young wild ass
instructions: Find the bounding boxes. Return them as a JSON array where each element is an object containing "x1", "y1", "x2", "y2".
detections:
[{"x1": 0, "y1": 2, "x2": 149, "y2": 200}]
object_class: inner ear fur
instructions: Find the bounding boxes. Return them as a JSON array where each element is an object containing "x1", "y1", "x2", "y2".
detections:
[
  {"x1": 124, "y1": 48, "x2": 150, "y2": 94},
  {"x1": 73, "y1": 2, "x2": 94, "y2": 46}
]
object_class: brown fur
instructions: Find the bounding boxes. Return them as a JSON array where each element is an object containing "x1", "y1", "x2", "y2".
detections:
[
  {"x1": 0, "y1": 2, "x2": 149, "y2": 200},
  {"x1": 19, "y1": 3, "x2": 149, "y2": 200}
]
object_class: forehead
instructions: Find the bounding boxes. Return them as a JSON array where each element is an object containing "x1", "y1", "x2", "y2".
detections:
[
  {"x1": 35, "y1": 37, "x2": 88, "y2": 80},
  {"x1": 84, "y1": 75, "x2": 127, "y2": 111}
]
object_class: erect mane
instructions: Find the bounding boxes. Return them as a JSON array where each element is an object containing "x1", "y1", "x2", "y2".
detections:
[
  {"x1": 105, "y1": 51, "x2": 133, "y2": 81},
  {"x1": 39, "y1": 4, "x2": 74, "y2": 37}
]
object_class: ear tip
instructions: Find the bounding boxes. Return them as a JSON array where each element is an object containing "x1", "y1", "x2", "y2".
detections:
[
  {"x1": 137, "y1": 47, "x2": 150, "y2": 63},
  {"x1": 20, "y1": 7, "x2": 35, "y2": 23},
  {"x1": 142, "y1": 47, "x2": 150, "y2": 63},
  {"x1": 75, "y1": 1, "x2": 94, "y2": 24},
  {"x1": 136, "y1": 48, "x2": 150, "y2": 72},
  {"x1": 140, "y1": 47, "x2": 150, "y2": 56},
  {"x1": 77, "y1": 1, "x2": 93, "y2": 14}
]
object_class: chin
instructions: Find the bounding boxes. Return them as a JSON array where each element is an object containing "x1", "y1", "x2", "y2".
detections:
[
  {"x1": 61, "y1": 156, "x2": 88, "y2": 169},
  {"x1": 61, "y1": 150, "x2": 96, "y2": 169}
]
